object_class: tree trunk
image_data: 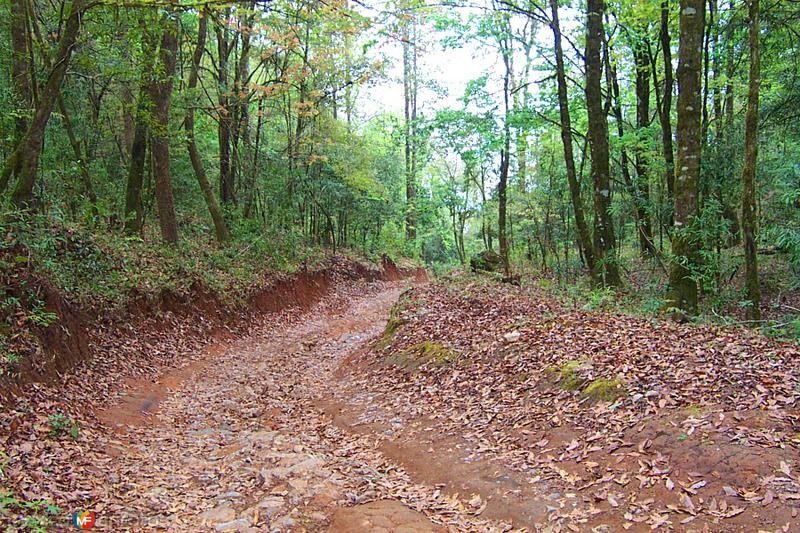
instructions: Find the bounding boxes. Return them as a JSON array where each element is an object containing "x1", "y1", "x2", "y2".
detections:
[
  {"x1": 549, "y1": 0, "x2": 597, "y2": 283},
  {"x1": 147, "y1": 18, "x2": 180, "y2": 245},
  {"x1": 741, "y1": 0, "x2": 761, "y2": 321},
  {"x1": 8, "y1": 0, "x2": 88, "y2": 207},
  {"x1": 7, "y1": 0, "x2": 32, "y2": 189},
  {"x1": 669, "y1": 0, "x2": 705, "y2": 316},
  {"x1": 660, "y1": 0, "x2": 676, "y2": 207},
  {"x1": 217, "y1": 14, "x2": 235, "y2": 205},
  {"x1": 58, "y1": 97, "x2": 98, "y2": 216},
  {"x1": 498, "y1": 31, "x2": 512, "y2": 278},
  {"x1": 186, "y1": 11, "x2": 230, "y2": 243},
  {"x1": 402, "y1": 11, "x2": 417, "y2": 242},
  {"x1": 124, "y1": 95, "x2": 147, "y2": 235},
  {"x1": 634, "y1": 44, "x2": 655, "y2": 256},
  {"x1": 585, "y1": 0, "x2": 620, "y2": 286}
]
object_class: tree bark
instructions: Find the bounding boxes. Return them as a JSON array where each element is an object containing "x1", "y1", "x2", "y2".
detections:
[
  {"x1": 124, "y1": 92, "x2": 147, "y2": 235},
  {"x1": 8, "y1": 0, "x2": 88, "y2": 207},
  {"x1": 7, "y1": 0, "x2": 32, "y2": 189},
  {"x1": 216, "y1": 12, "x2": 235, "y2": 205},
  {"x1": 549, "y1": 0, "x2": 597, "y2": 283},
  {"x1": 669, "y1": 0, "x2": 705, "y2": 316},
  {"x1": 634, "y1": 43, "x2": 655, "y2": 256},
  {"x1": 186, "y1": 11, "x2": 230, "y2": 244},
  {"x1": 741, "y1": 0, "x2": 761, "y2": 321},
  {"x1": 585, "y1": 0, "x2": 620, "y2": 286},
  {"x1": 499, "y1": 32, "x2": 512, "y2": 278},
  {"x1": 660, "y1": 0, "x2": 676, "y2": 206},
  {"x1": 147, "y1": 18, "x2": 180, "y2": 245},
  {"x1": 402, "y1": 9, "x2": 417, "y2": 242}
]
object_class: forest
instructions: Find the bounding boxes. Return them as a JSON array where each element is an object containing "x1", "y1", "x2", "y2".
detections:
[
  {"x1": 1, "y1": 0, "x2": 800, "y2": 323},
  {"x1": 2, "y1": 0, "x2": 800, "y2": 531}
]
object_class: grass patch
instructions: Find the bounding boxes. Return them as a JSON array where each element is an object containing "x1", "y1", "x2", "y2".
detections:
[
  {"x1": 387, "y1": 341, "x2": 456, "y2": 371},
  {"x1": 546, "y1": 359, "x2": 590, "y2": 391},
  {"x1": 582, "y1": 378, "x2": 624, "y2": 402}
]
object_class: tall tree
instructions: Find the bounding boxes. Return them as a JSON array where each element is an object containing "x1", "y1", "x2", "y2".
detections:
[
  {"x1": 498, "y1": 18, "x2": 512, "y2": 278},
  {"x1": 633, "y1": 40, "x2": 655, "y2": 256},
  {"x1": 659, "y1": 0, "x2": 676, "y2": 209},
  {"x1": 741, "y1": 0, "x2": 761, "y2": 320},
  {"x1": 585, "y1": 0, "x2": 621, "y2": 286},
  {"x1": 669, "y1": 0, "x2": 705, "y2": 316},
  {"x1": 146, "y1": 17, "x2": 180, "y2": 244},
  {"x1": 549, "y1": 0, "x2": 597, "y2": 283},
  {"x1": 6, "y1": 0, "x2": 88, "y2": 206},
  {"x1": 8, "y1": 0, "x2": 31, "y2": 187},
  {"x1": 186, "y1": 11, "x2": 231, "y2": 244},
  {"x1": 402, "y1": 4, "x2": 418, "y2": 242}
]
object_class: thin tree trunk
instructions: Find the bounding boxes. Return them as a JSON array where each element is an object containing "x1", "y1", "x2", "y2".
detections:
[
  {"x1": 186, "y1": 11, "x2": 230, "y2": 243},
  {"x1": 402, "y1": 11, "x2": 417, "y2": 242},
  {"x1": 124, "y1": 96, "x2": 147, "y2": 235},
  {"x1": 660, "y1": 0, "x2": 676, "y2": 207},
  {"x1": 669, "y1": 0, "x2": 705, "y2": 316},
  {"x1": 741, "y1": 0, "x2": 761, "y2": 320},
  {"x1": 6, "y1": 0, "x2": 32, "y2": 190},
  {"x1": 7, "y1": 0, "x2": 88, "y2": 207},
  {"x1": 634, "y1": 44, "x2": 655, "y2": 256},
  {"x1": 585, "y1": 0, "x2": 620, "y2": 286},
  {"x1": 147, "y1": 18, "x2": 180, "y2": 244},
  {"x1": 58, "y1": 97, "x2": 98, "y2": 215},
  {"x1": 549, "y1": 0, "x2": 597, "y2": 283},
  {"x1": 217, "y1": 12, "x2": 235, "y2": 205}
]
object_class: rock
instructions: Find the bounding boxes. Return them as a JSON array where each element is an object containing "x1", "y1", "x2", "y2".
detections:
[
  {"x1": 216, "y1": 491, "x2": 246, "y2": 505},
  {"x1": 214, "y1": 518, "x2": 251, "y2": 532},
  {"x1": 258, "y1": 496, "x2": 285, "y2": 517},
  {"x1": 287, "y1": 456, "x2": 324, "y2": 475},
  {"x1": 288, "y1": 478, "x2": 308, "y2": 491},
  {"x1": 503, "y1": 331, "x2": 521, "y2": 343},
  {"x1": 271, "y1": 515, "x2": 294, "y2": 531},
  {"x1": 201, "y1": 505, "x2": 236, "y2": 524},
  {"x1": 470, "y1": 249, "x2": 503, "y2": 273}
]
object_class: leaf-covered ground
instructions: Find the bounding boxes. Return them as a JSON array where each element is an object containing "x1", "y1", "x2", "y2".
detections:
[
  {"x1": 333, "y1": 275, "x2": 800, "y2": 531},
  {"x1": 2, "y1": 272, "x2": 799, "y2": 532}
]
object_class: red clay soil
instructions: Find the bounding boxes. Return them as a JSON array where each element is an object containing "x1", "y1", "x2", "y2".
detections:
[
  {"x1": 333, "y1": 276, "x2": 800, "y2": 531},
  {"x1": 0, "y1": 255, "x2": 423, "y2": 401}
]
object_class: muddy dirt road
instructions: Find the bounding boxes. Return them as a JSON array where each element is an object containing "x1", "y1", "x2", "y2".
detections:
[{"x1": 87, "y1": 284, "x2": 512, "y2": 532}]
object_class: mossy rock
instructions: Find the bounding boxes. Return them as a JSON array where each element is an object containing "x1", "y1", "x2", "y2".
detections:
[
  {"x1": 387, "y1": 341, "x2": 456, "y2": 371},
  {"x1": 545, "y1": 359, "x2": 590, "y2": 391},
  {"x1": 470, "y1": 249, "x2": 503, "y2": 273},
  {"x1": 582, "y1": 378, "x2": 624, "y2": 402},
  {"x1": 375, "y1": 296, "x2": 411, "y2": 350}
]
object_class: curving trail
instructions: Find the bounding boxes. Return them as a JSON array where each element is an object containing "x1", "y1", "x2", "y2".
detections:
[{"x1": 88, "y1": 284, "x2": 510, "y2": 532}]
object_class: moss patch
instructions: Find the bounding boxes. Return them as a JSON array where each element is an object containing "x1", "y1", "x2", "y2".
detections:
[
  {"x1": 546, "y1": 359, "x2": 589, "y2": 391},
  {"x1": 387, "y1": 341, "x2": 456, "y2": 371},
  {"x1": 582, "y1": 378, "x2": 624, "y2": 402},
  {"x1": 375, "y1": 296, "x2": 411, "y2": 350}
]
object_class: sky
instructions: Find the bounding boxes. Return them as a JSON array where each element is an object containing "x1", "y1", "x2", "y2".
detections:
[{"x1": 354, "y1": 2, "x2": 500, "y2": 122}]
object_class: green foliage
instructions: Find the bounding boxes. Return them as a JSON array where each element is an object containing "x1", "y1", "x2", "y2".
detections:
[
  {"x1": 0, "y1": 487, "x2": 61, "y2": 533},
  {"x1": 387, "y1": 341, "x2": 456, "y2": 371},
  {"x1": 48, "y1": 412, "x2": 80, "y2": 440}
]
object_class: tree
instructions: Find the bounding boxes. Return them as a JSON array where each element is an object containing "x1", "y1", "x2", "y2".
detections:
[
  {"x1": 741, "y1": 0, "x2": 761, "y2": 320},
  {"x1": 5, "y1": 0, "x2": 89, "y2": 206},
  {"x1": 146, "y1": 17, "x2": 180, "y2": 245},
  {"x1": 549, "y1": 0, "x2": 597, "y2": 283},
  {"x1": 669, "y1": 0, "x2": 705, "y2": 316},
  {"x1": 401, "y1": 3, "x2": 419, "y2": 243},
  {"x1": 186, "y1": 10, "x2": 230, "y2": 244},
  {"x1": 585, "y1": 0, "x2": 621, "y2": 286}
]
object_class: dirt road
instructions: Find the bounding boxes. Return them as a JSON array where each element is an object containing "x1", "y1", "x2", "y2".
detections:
[{"x1": 87, "y1": 284, "x2": 509, "y2": 532}]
